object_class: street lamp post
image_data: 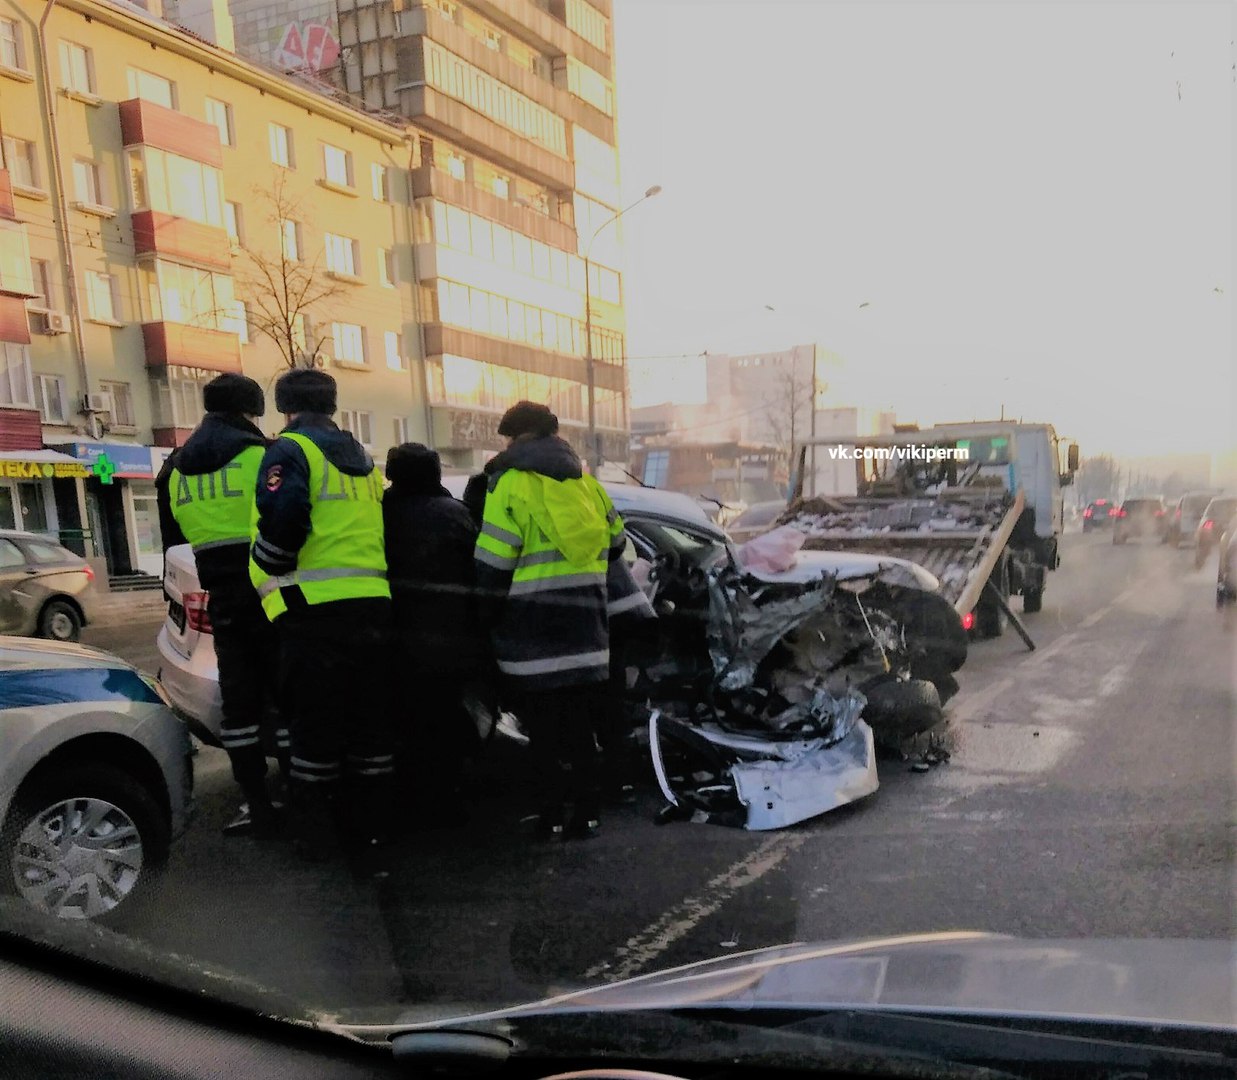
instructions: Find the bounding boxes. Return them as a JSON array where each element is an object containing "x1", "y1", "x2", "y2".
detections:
[{"x1": 584, "y1": 184, "x2": 661, "y2": 472}]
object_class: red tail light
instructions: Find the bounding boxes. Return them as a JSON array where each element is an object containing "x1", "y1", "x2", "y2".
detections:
[
  {"x1": 1084, "y1": 508, "x2": 1093, "y2": 518},
  {"x1": 82, "y1": 564, "x2": 95, "y2": 582},
  {"x1": 1111, "y1": 508, "x2": 1125, "y2": 517},
  {"x1": 1155, "y1": 510, "x2": 1165, "y2": 517},
  {"x1": 1203, "y1": 520, "x2": 1215, "y2": 531},
  {"x1": 183, "y1": 590, "x2": 213, "y2": 633},
  {"x1": 961, "y1": 611, "x2": 976, "y2": 632}
]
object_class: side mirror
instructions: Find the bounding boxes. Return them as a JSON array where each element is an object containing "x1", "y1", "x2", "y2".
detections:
[{"x1": 1067, "y1": 444, "x2": 1080, "y2": 473}]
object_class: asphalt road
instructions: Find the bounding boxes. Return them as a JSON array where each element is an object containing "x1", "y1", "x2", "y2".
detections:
[{"x1": 82, "y1": 530, "x2": 1236, "y2": 1023}]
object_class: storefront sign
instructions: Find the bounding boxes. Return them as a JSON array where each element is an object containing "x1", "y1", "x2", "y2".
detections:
[
  {"x1": 56, "y1": 442, "x2": 155, "y2": 481},
  {"x1": 0, "y1": 459, "x2": 91, "y2": 480}
]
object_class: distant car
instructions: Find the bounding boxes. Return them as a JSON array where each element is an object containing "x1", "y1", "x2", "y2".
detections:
[
  {"x1": 1112, "y1": 497, "x2": 1167, "y2": 544},
  {"x1": 1081, "y1": 498, "x2": 1116, "y2": 532},
  {"x1": 726, "y1": 500, "x2": 789, "y2": 545},
  {"x1": 1164, "y1": 491, "x2": 1219, "y2": 546},
  {"x1": 0, "y1": 530, "x2": 97, "y2": 642},
  {"x1": 1217, "y1": 523, "x2": 1236, "y2": 607},
  {"x1": 155, "y1": 544, "x2": 223, "y2": 744},
  {"x1": 1194, "y1": 496, "x2": 1237, "y2": 569},
  {"x1": 0, "y1": 636, "x2": 193, "y2": 921}
]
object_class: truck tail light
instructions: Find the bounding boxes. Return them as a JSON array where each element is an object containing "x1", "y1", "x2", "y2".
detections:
[
  {"x1": 184, "y1": 591, "x2": 213, "y2": 633},
  {"x1": 961, "y1": 611, "x2": 975, "y2": 632}
]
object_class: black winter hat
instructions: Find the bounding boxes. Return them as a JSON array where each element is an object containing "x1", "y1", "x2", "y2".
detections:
[
  {"x1": 203, "y1": 373, "x2": 265, "y2": 417},
  {"x1": 274, "y1": 368, "x2": 337, "y2": 415},
  {"x1": 497, "y1": 400, "x2": 558, "y2": 439},
  {"x1": 385, "y1": 443, "x2": 443, "y2": 492}
]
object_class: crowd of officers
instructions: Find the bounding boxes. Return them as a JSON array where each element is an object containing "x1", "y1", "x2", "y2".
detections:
[{"x1": 156, "y1": 370, "x2": 653, "y2": 875}]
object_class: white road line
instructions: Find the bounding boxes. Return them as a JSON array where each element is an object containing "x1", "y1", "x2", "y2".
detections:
[{"x1": 585, "y1": 833, "x2": 807, "y2": 982}]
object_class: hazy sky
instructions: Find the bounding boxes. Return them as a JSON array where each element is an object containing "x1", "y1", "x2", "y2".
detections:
[{"x1": 611, "y1": 1, "x2": 1233, "y2": 460}]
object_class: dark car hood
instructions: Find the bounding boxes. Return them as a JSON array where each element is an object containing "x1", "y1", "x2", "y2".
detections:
[{"x1": 376, "y1": 933, "x2": 1235, "y2": 1033}]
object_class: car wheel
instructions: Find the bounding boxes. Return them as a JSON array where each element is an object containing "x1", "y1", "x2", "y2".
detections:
[
  {"x1": 38, "y1": 599, "x2": 82, "y2": 643},
  {"x1": 861, "y1": 677, "x2": 943, "y2": 741},
  {"x1": 3, "y1": 763, "x2": 169, "y2": 922},
  {"x1": 1022, "y1": 587, "x2": 1043, "y2": 613}
]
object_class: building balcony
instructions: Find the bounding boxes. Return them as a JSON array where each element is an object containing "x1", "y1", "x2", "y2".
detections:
[
  {"x1": 0, "y1": 407, "x2": 43, "y2": 451},
  {"x1": 119, "y1": 98, "x2": 223, "y2": 168},
  {"x1": 402, "y1": 8, "x2": 614, "y2": 144},
  {"x1": 151, "y1": 427, "x2": 195, "y2": 449},
  {"x1": 424, "y1": 323, "x2": 624, "y2": 392},
  {"x1": 142, "y1": 322, "x2": 241, "y2": 374},
  {"x1": 397, "y1": 85, "x2": 574, "y2": 191},
  {"x1": 131, "y1": 211, "x2": 232, "y2": 271},
  {"x1": 471, "y1": 0, "x2": 611, "y2": 79},
  {"x1": 411, "y1": 165, "x2": 577, "y2": 251}
]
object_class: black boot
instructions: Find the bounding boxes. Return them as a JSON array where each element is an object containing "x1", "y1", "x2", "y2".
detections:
[
  {"x1": 565, "y1": 796, "x2": 600, "y2": 840},
  {"x1": 289, "y1": 781, "x2": 342, "y2": 863},
  {"x1": 222, "y1": 785, "x2": 282, "y2": 838}
]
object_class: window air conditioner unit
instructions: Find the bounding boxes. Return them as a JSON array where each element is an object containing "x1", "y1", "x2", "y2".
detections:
[
  {"x1": 84, "y1": 391, "x2": 113, "y2": 415},
  {"x1": 41, "y1": 310, "x2": 71, "y2": 335}
]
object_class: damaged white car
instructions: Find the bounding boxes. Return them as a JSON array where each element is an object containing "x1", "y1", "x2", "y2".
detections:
[{"x1": 608, "y1": 485, "x2": 968, "y2": 830}]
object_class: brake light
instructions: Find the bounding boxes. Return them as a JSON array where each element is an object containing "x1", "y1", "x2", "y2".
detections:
[
  {"x1": 1096, "y1": 499, "x2": 1107, "y2": 505},
  {"x1": 1112, "y1": 508, "x2": 1125, "y2": 517},
  {"x1": 83, "y1": 564, "x2": 95, "y2": 583},
  {"x1": 1155, "y1": 510, "x2": 1165, "y2": 517},
  {"x1": 1203, "y1": 520, "x2": 1215, "y2": 531},
  {"x1": 961, "y1": 611, "x2": 975, "y2": 632},
  {"x1": 1175, "y1": 508, "x2": 1182, "y2": 518},
  {"x1": 1083, "y1": 508, "x2": 1092, "y2": 518},
  {"x1": 183, "y1": 591, "x2": 213, "y2": 633}
]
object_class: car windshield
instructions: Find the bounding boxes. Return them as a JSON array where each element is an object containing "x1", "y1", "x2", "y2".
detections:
[{"x1": 2, "y1": 0, "x2": 1233, "y2": 1067}]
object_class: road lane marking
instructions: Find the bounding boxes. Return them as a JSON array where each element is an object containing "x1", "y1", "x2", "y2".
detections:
[{"x1": 584, "y1": 833, "x2": 807, "y2": 982}]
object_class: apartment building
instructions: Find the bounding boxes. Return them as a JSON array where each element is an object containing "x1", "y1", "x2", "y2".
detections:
[
  {"x1": 313, "y1": 0, "x2": 629, "y2": 469},
  {"x1": 0, "y1": 0, "x2": 419, "y2": 577}
]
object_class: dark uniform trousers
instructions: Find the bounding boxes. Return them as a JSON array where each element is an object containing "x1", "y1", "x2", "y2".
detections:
[
  {"x1": 209, "y1": 588, "x2": 289, "y2": 791},
  {"x1": 515, "y1": 683, "x2": 604, "y2": 822},
  {"x1": 277, "y1": 596, "x2": 397, "y2": 846}
]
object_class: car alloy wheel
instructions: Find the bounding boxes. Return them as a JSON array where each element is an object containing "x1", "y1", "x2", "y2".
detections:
[{"x1": 11, "y1": 795, "x2": 144, "y2": 920}]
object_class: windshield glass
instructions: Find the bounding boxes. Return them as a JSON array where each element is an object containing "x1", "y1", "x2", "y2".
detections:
[{"x1": 3, "y1": 0, "x2": 1232, "y2": 1063}]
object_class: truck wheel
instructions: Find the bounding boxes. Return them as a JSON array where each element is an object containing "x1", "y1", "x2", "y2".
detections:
[
  {"x1": 1022, "y1": 587, "x2": 1043, "y2": 614},
  {"x1": 975, "y1": 560, "x2": 1009, "y2": 639},
  {"x1": 861, "y1": 678, "x2": 943, "y2": 742}
]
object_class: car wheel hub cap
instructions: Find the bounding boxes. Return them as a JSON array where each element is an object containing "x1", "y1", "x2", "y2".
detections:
[
  {"x1": 12, "y1": 797, "x2": 144, "y2": 919},
  {"x1": 50, "y1": 613, "x2": 73, "y2": 638}
]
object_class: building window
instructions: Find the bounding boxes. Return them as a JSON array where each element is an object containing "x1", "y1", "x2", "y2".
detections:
[
  {"x1": 322, "y1": 143, "x2": 353, "y2": 187},
  {"x1": 72, "y1": 158, "x2": 102, "y2": 206},
  {"x1": 280, "y1": 219, "x2": 302, "y2": 262},
  {"x1": 379, "y1": 248, "x2": 397, "y2": 288},
  {"x1": 28, "y1": 259, "x2": 55, "y2": 310},
  {"x1": 339, "y1": 408, "x2": 373, "y2": 446},
  {"x1": 384, "y1": 330, "x2": 405, "y2": 371},
  {"x1": 85, "y1": 271, "x2": 118, "y2": 322},
  {"x1": 1, "y1": 136, "x2": 38, "y2": 190},
  {"x1": 127, "y1": 146, "x2": 223, "y2": 227},
  {"x1": 331, "y1": 322, "x2": 366, "y2": 365},
  {"x1": 446, "y1": 152, "x2": 466, "y2": 181},
  {"x1": 126, "y1": 67, "x2": 176, "y2": 109},
  {"x1": 371, "y1": 163, "x2": 390, "y2": 202},
  {"x1": 58, "y1": 41, "x2": 94, "y2": 94},
  {"x1": 204, "y1": 97, "x2": 234, "y2": 147},
  {"x1": 0, "y1": 342, "x2": 34, "y2": 408},
  {"x1": 269, "y1": 123, "x2": 294, "y2": 168},
  {"x1": 324, "y1": 233, "x2": 359, "y2": 276},
  {"x1": 1, "y1": 18, "x2": 24, "y2": 71},
  {"x1": 643, "y1": 450, "x2": 670, "y2": 488},
  {"x1": 167, "y1": 377, "x2": 205, "y2": 428},
  {"x1": 33, "y1": 374, "x2": 65, "y2": 424},
  {"x1": 224, "y1": 200, "x2": 243, "y2": 244},
  {"x1": 433, "y1": 0, "x2": 457, "y2": 22},
  {"x1": 492, "y1": 174, "x2": 510, "y2": 200},
  {"x1": 142, "y1": 260, "x2": 241, "y2": 334},
  {"x1": 392, "y1": 416, "x2": 409, "y2": 445},
  {"x1": 99, "y1": 380, "x2": 135, "y2": 427}
]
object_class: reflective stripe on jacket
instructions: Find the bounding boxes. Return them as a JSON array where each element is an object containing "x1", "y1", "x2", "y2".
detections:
[
  {"x1": 170, "y1": 446, "x2": 265, "y2": 557},
  {"x1": 250, "y1": 432, "x2": 389, "y2": 620},
  {"x1": 476, "y1": 468, "x2": 624, "y2": 690}
]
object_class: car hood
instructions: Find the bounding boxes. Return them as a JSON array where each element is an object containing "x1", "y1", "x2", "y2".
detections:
[
  {"x1": 748, "y1": 550, "x2": 940, "y2": 592},
  {"x1": 388, "y1": 933, "x2": 1235, "y2": 1031},
  {"x1": 0, "y1": 635, "x2": 137, "y2": 673}
]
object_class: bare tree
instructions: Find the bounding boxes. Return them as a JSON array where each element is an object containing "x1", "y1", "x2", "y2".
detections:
[
  {"x1": 1077, "y1": 454, "x2": 1121, "y2": 504},
  {"x1": 763, "y1": 366, "x2": 816, "y2": 451},
  {"x1": 234, "y1": 173, "x2": 343, "y2": 370}
]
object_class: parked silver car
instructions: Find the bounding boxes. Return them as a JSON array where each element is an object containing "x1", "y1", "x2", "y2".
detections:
[
  {"x1": 0, "y1": 530, "x2": 97, "y2": 642},
  {"x1": 0, "y1": 636, "x2": 193, "y2": 921}
]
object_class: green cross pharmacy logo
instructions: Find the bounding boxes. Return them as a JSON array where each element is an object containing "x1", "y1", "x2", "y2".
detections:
[{"x1": 92, "y1": 452, "x2": 117, "y2": 486}]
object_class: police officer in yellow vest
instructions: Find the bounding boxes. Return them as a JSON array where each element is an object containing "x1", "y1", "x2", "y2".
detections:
[
  {"x1": 474, "y1": 401, "x2": 627, "y2": 840},
  {"x1": 157, "y1": 373, "x2": 287, "y2": 837},
  {"x1": 250, "y1": 369, "x2": 395, "y2": 869}
]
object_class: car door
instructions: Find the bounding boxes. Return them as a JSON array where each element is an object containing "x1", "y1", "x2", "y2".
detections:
[{"x1": 0, "y1": 538, "x2": 34, "y2": 633}]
